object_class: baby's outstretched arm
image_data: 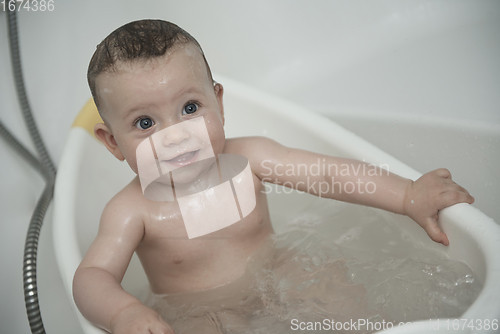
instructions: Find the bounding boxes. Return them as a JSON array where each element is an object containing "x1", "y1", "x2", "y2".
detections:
[
  {"x1": 73, "y1": 195, "x2": 174, "y2": 334},
  {"x1": 230, "y1": 137, "x2": 474, "y2": 246}
]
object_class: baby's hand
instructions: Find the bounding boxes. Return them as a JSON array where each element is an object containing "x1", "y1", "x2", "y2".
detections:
[
  {"x1": 403, "y1": 168, "x2": 474, "y2": 246},
  {"x1": 110, "y1": 302, "x2": 174, "y2": 334}
]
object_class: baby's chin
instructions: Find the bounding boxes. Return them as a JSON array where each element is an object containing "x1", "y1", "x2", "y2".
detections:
[
  {"x1": 170, "y1": 158, "x2": 218, "y2": 187},
  {"x1": 138, "y1": 160, "x2": 223, "y2": 202}
]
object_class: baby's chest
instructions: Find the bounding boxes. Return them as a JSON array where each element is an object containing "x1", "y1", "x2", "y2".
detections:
[
  {"x1": 142, "y1": 174, "x2": 269, "y2": 242},
  {"x1": 143, "y1": 199, "x2": 267, "y2": 242},
  {"x1": 141, "y1": 201, "x2": 186, "y2": 240}
]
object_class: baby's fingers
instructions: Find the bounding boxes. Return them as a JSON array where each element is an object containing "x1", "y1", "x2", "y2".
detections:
[
  {"x1": 149, "y1": 326, "x2": 174, "y2": 334},
  {"x1": 150, "y1": 317, "x2": 175, "y2": 334},
  {"x1": 423, "y1": 218, "x2": 449, "y2": 246},
  {"x1": 435, "y1": 168, "x2": 452, "y2": 179},
  {"x1": 440, "y1": 189, "x2": 475, "y2": 209}
]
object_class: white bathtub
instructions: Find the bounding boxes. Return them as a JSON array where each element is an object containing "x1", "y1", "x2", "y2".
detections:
[{"x1": 53, "y1": 75, "x2": 500, "y2": 334}]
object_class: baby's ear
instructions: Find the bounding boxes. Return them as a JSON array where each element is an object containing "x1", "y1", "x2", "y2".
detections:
[
  {"x1": 94, "y1": 123, "x2": 125, "y2": 161},
  {"x1": 214, "y1": 83, "x2": 225, "y2": 126}
]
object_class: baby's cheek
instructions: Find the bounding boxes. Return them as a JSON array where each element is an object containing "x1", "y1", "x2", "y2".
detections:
[
  {"x1": 207, "y1": 122, "x2": 225, "y2": 153},
  {"x1": 128, "y1": 160, "x2": 140, "y2": 175},
  {"x1": 126, "y1": 151, "x2": 140, "y2": 174}
]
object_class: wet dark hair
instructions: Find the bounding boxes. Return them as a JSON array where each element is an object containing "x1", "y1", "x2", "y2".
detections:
[{"x1": 88, "y1": 19, "x2": 213, "y2": 109}]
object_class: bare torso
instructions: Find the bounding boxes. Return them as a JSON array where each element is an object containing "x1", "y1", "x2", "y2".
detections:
[{"x1": 124, "y1": 147, "x2": 273, "y2": 294}]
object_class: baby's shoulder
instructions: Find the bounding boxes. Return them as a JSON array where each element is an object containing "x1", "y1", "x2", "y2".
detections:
[
  {"x1": 99, "y1": 177, "x2": 146, "y2": 231},
  {"x1": 223, "y1": 136, "x2": 281, "y2": 158},
  {"x1": 107, "y1": 176, "x2": 143, "y2": 206},
  {"x1": 223, "y1": 136, "x2": 287, "y2": 179}
]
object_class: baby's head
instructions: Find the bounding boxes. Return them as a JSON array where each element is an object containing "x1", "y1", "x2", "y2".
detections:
[
  {"x1": 88, "y1": 20, "x2": 225, "y2": 183},
  {"x1": 88, "y1": 20, "x2": 213, "y2": 111}
]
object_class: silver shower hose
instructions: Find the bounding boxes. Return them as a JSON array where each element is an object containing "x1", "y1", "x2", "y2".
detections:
[{"x1": 0, "y1": 9, "x2": 58, "y2": 334}]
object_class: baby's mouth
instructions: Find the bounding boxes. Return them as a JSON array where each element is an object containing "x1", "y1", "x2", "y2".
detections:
[{"x1": 164, "y1": 150, "x2": 200, "y2": 166}]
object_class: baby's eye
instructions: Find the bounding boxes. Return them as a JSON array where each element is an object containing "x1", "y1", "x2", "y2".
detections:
[
  {"x1": 183, "y1": 103, "x2": 198, "y2": 115},
  {"x1": 134, "y1": 117, "x2": 155, "y2": 130}
]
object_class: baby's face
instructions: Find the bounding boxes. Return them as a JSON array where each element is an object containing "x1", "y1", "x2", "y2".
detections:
[{"x1": 96, "y1": 44, "x2": 225, "y2": 184}]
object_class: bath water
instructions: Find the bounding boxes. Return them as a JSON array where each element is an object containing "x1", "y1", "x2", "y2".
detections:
[{"x1": 145, "y1": 199, "x2": 482, "y2": 334}]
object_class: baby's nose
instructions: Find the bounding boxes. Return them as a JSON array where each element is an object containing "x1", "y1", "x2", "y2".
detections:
[{"x1": 158, "y1": 124, "x2": 190, "y2": 147}]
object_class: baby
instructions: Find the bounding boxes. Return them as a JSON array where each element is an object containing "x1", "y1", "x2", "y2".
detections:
[{"x1": 73, "y1": 20, "x2": 474, "y2": 334}]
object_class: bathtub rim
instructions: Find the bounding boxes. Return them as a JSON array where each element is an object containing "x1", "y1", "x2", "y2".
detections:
[{"x1": 53, "y1": 127, "x2": 106, "y2": 334}]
